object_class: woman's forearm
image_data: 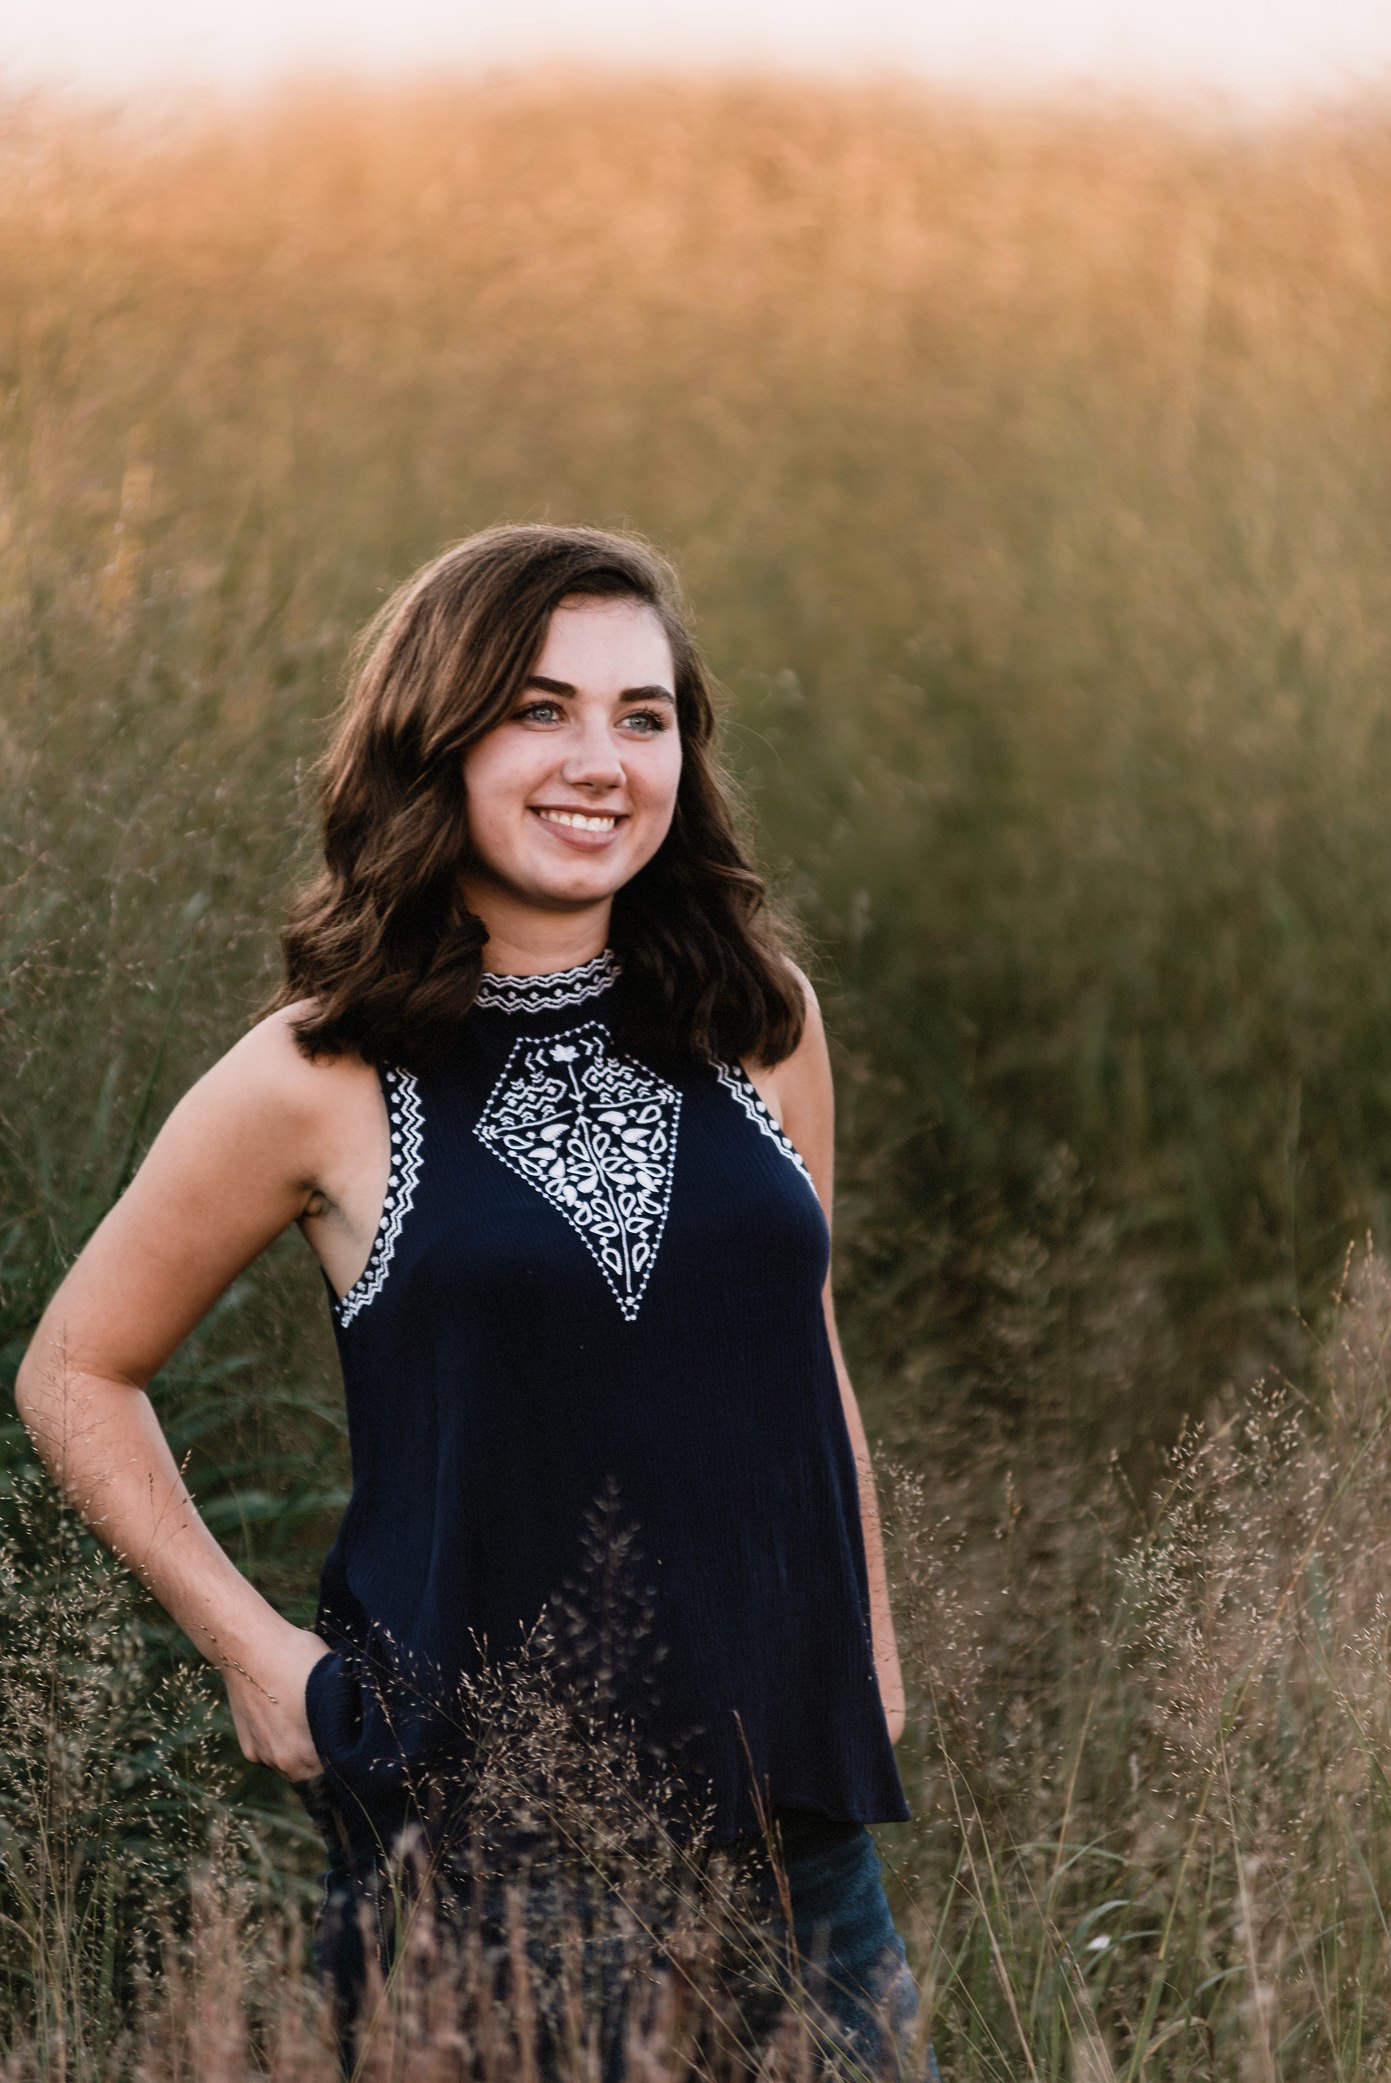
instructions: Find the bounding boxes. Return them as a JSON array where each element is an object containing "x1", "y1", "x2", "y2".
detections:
[
  {"x1": 837, "y1": 1377, "x2": 907, "y2": 1737},
  {"x1": 16, "y1": 1343, "x2": 332, "y2": 1781},
  {"x1": 818, "y1": 1292, "x2": 908, "y2": 1738},
  {"x1": 14, "y1": 1347, "x2": 283, "y2": 1677}
]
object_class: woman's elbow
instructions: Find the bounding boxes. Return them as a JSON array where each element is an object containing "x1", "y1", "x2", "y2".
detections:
[
  {"x1": 12, "y1": 1328, "x2": 91, "y2": 1456},
  {"x1": 13, "y1": 1343, "x2": 43, "y2": 1427}
]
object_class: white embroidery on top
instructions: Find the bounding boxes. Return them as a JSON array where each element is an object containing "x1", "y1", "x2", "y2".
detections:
[
  {"x1": 713, "y1": 1061, "x2": 816, "y2": 1188},
  {"x1": 335, "y1": 1069, "x2": 424, "y2": 1328},
  {"x1": 474, "y1": 1022, "x2": 680, "y2": 1322},
  {"x1": 474, "y1": 949, "x2": 622, "y2": 1015}
]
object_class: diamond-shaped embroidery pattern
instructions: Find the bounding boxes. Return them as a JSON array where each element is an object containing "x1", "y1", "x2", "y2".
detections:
[{"x1": 474, "y1": 1023, "x2": 681, "y2": 1322}]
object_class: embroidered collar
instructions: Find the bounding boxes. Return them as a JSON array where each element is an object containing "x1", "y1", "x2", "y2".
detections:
[{"x1": 473, "y1": 947, "x2": 622, "y2": 1014}]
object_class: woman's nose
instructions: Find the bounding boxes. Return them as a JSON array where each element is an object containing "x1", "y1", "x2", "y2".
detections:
[{"x1": 560, "y1": 725, "x2": 625, "y2": 790}]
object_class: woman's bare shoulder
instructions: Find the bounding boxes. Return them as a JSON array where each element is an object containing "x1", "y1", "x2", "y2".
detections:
[
  {"x1": 188, "y1": 1000, "x2": 376, "y2": 1157},
  {"x1": 753, "y1": 960, "x2": 834, "y2": 1199},
  {"x1": 221, "y1": 998, "x2": 365, "y2": 1077},
  {"x1": 782, "y1": 958, "x2": 824, "y2": 1031},
  {"x1": 748, "y1": 959, "x2": 826, "y2": 1080}
]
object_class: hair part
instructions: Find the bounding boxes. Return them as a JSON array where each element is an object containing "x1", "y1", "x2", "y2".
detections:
[{"x1": 260, "y1": 523, "x2": 808, "y2": 1074}]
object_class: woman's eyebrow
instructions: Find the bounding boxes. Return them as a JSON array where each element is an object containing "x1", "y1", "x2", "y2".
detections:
[{"x1": 524, "y1": 674, "x2": 676, "y2": 705}]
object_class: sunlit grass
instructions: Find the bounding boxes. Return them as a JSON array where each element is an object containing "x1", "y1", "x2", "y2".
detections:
[{"x1": 5, "y1": 72, "x2": 1391, "y2": 2077}]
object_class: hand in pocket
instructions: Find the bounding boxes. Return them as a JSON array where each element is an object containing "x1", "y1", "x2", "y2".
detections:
[{"x1": 222, "y1": 1616, "x2": 335, "y2": 1782}]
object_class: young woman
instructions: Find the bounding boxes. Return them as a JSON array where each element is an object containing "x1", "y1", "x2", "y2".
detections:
[{"x1": 15, "y1": 524, "x2": 938, "y2": 2080}]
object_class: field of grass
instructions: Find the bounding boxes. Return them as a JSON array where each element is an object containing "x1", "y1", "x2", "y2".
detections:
[{"x1": 5, "y1": 72, "x2": 1391, "y2": 2078}]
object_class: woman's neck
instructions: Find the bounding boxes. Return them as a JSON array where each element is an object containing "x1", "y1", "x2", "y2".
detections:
[{"x1": 474, "y1": 911, "x2": 613, "y2": 979}]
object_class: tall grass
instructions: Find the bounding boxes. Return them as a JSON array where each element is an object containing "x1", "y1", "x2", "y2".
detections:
[
  {"x1": 7, "y1": 77, "x2": 1391, "y2": 1441},
  {"x1": 7, "y1": 1246, "x2": 1391, "y2": 2077},
  {"x1": 5, "y1": 71, "x2": 1391, "y2": 2077}
]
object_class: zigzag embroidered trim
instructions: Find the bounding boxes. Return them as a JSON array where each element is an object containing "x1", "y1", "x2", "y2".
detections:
[
  {"x1": 713, "y1": 1061, "x2": 816, "y2": 1188},
  {"x1": 473, "y1": 948, "x2": 622, "y2": 1014},
  {"x1": 334, "y1": 1068, "x2": 424, "y2": 1328}
]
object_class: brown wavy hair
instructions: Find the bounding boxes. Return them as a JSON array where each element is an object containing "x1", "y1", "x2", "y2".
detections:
[{"x1": 262, "y1": 523, "x2": 807, "y2": 1074}]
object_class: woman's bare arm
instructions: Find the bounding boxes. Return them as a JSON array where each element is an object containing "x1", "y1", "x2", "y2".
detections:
[
  {"x1": 750, "y1": 970, "x2": 908, "y2": 1746},
  {"x1": 13, "y1": 1008, "x2": 346, "y2": 1782}
]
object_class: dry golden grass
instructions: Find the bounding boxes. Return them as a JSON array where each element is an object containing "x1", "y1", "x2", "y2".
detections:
[
  {"x1": 9, "y1": 76, "x2": 1391, "y2": 1430},
  {"x1": 7, "y1": 71, "x2": 1391, "y2": 2079}
]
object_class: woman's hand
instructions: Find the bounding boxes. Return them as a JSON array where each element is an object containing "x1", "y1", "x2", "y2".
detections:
[{"x1": 223, "y1": 1617, "x2": 335, "y2": 1783}]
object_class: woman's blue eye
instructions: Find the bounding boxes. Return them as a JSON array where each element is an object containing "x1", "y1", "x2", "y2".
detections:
[{"x1": 514, "y1": 702, "x2": 670, "y2": 733}]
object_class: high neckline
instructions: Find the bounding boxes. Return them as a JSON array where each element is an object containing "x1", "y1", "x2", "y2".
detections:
[{"x1": 473, "y1": 946, "x2": 622, "y2": 1013}]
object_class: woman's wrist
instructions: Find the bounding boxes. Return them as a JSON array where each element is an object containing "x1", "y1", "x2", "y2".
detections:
[{"x1": 175, "y1": 1572, "x2": 298, "y2": 1683}]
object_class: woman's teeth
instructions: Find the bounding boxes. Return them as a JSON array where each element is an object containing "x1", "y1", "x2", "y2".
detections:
[{"x1": 535, "y1": 809, "x2": 618, "y2": 832}]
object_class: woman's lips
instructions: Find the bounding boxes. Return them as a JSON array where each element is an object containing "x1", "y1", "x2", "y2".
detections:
[{"x1": 529, "y1": 805, "x2": 627, "y2": 849}]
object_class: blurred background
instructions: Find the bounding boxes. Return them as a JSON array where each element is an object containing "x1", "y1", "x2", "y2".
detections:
[
  {"x1": 8, "y1": 0, "x2": 1391, "y2": 105},
  {"x1": 8, "y1": 0, "x2": 1391, "y2": 1459},
  {"x1": 6, "y1": 8, "x2": 1391, "y2": 2076}
]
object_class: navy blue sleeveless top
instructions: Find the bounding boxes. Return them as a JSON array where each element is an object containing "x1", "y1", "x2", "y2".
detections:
[{"x1": 305, "y1": 947, "x2": 911, "y2": 1852}]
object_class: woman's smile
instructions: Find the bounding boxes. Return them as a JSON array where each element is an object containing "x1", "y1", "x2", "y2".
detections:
[{"x1": 530, "y1": 804, "x2": 628, "y2": 844}]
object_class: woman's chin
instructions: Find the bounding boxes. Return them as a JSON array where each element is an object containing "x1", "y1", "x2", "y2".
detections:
[
  {"x1": 513, "y1": 865, "x2": 630, "y2": 911},
  {"x1": 465, "y1": 835, "x2": 656, "y2": 912},
  {"x1": 515, "y1": 847, "x2": 645, "y2": 905}
]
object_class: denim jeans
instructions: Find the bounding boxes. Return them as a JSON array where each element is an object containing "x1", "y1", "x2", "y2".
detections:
[
  {"x1": 706, "y1": 1806, "x2": 943, "y2": 2083},
  {"x1": 293, "y1": 1777, "x2": 941, "y2": 2081}
]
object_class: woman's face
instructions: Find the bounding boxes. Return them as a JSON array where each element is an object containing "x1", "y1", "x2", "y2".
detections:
[{"x1": 459, "y1": 595, "x2": 683, "y2": 926}]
